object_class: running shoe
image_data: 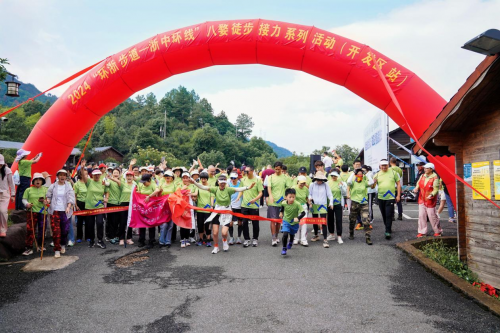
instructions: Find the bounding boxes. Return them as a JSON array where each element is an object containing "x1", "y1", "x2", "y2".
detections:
[
  {"x1": 189, "y1": 237, "x2": 196, "y2": 243},
  {"x1": 276, "y1": 237, "x2": 280, "y2": 243},
  {"x1": 206, "y1": 241, "x2": 212, "y2": 247},
  {"x1": 88, "y1": 240, "x2": 95, "y2": 248},
  {"x1": 252, "y1": 239, "x2": 258, "y2": 247},
  {"x1": 417, "y1": 233, "x2": 426, "y2": 238},
  {"x1": 355, "y1": 223, "x2": 363, "y2": 230},
  {"x1": 385, "y1": 232, "x2": 392, "y2": 240},
  {"x1": 76, "y1": 239, "x2": 82, "y2": 243},
  {"x1": 349, "y1": 232, "x2": 354, "y2": 240},
  {"x1": 185, "y1": 240, "x2": 191, "y2": 247},
  {"x1": 67, "y1": 240, "x2": 75, "y2": 247},
  {"x1": 311, "y1": 235, "x2": 320, "y2": 242},
  {"x1": 397, "y1": 215, "x2": 403, "y2": 221},
  {"x1": 105, "y1": 237, "x2": 110, "y2": 242},
  {"x1": 323, "y1": 240, "x2": 329, "y2": 248},
  {"x1": 366, "y1": 238, "x2": 373, "y2": 245},
  {"x1": 271, "y1": 239, "x2": 278, "y2": 247},
  {"x1": 281, "y1": 247, "x2": 287, "y2": 255},
  {"x1": 36, "y1": 247, "x2": 46, "y2": 252},
  {"x1": 54, "y1": 251, "x2": 61, "y2": 258},
  {"x1": 119, "y1": 240, "x2": 125, "y2": 246},
  {"x1": 327, "y1": 234, "x2": 336, "y2": 241},
  {"x1": 223, "y1": 241, "x2": 229, "y2": 252},
  {"x1": 448, "y1": 218, "x2": 456, "y2": 224},
  {"x1": 22, "y1": 249, "x2": 33, "y2": 256},
  {"x1": 126, "y1": 239, "x2": 134, "y2": 245},
  {"x1": 301, "y1": 240, "x2": 309, "y2": 247},
  {"x1": 293, "y1": 239, "x2": 299, "y2": 245},
  {"x1": 212, "y1": 247, "x2": 220, "y2": 254},
  {"x1": 96, "y1": 240, "x2": 106, "y2": 249},
  {"x1": 337, "y1": 236, "x2": 343, "y2": 245},
  {"x1": 60, "y1": 246, "x2": 66, "y2": 254},
  {"x1": 236, "y1": 237, "x2": 242, "y2": 244},
  {"x1": 196, "y1": 240, "x2": 203, "y2": 246},
  {"x1": 181, "y1": 240, "x2": 186, "y2": 248},
  {"x1": 228, "y1": 237, "x2": 234, "y2": 245},
  {"x1": 243, "y1": 240, "x2": 250, "y2": 247},
  {"x1": 287, "y1": 242, "x2": 293, "y2": 250}
]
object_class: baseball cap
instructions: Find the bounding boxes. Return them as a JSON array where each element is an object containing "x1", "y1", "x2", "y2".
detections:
[{"x1": 299, "y1": 167, "x2": 307, "y2": 173}]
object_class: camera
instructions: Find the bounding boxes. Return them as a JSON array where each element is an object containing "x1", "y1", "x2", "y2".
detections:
[{"x1": 1, "y1": 117, "x2": 8, "y2": 122}]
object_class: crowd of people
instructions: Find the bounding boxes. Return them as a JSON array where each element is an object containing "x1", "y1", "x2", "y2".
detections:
[{"x1": 0, "y1": 148, "x2": 457, "y2": 258}]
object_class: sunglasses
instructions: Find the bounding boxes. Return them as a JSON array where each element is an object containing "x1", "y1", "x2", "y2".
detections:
[{"x1": 230, "y1": 177, "x2": 238, "y2": 180}]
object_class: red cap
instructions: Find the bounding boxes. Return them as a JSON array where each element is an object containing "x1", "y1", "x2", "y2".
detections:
[
  {"x1": 126, "y1": 171, "x2": 134, "y2": 176},
  {"x1": 99, "y1": 163, "x2": 107, "y2": 169}
]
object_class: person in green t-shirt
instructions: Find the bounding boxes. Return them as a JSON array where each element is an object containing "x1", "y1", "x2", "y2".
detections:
[
  {"x1": 158, "y1": 170, "x2": 177, "y2": 247},
  {"x1": 267, "y1": 161, "x2": 293, "y2": 246},
  {"x1": 173, "y1": 172, "x2": 199, "y2": 248},
  {"x1": 193, "y1": 172, "x2": 214, "y2": 247},
  {"x1": 296, "y1": 167, "x2": 312, "y2": 187},
  {"x1": 327, "y1": 171, "x2": 344, "y2": 244},
  {"x1": 278, "y1": 188, "x2": 306, "y2": 256},
  {"x1": 83, "y1": 169, "x2": 110, "y2": 249},
  {"x1": 347, "y1": 169, "x2": 374, "y2": 245},
  {"x1": 373, "y1": 159, "x2": 401, "y2": 240},
  {"x1": 136, "y1": 173, "x2": 161, "y2": 249},
  {"x1": 106, "y1": 168, "x2": 122, "y2": 244},
  {"x1": 21, "y1": 173, "x2": 48, "y2": 256},
  {"x1": 73, "y1": 168, "x2": 89, "y2": 243},
  {"x1": 191, "y1": 174, "x2": 255, "y2": 254},
  {"x1": 292, "y1": 176, "x2": 310, "y2": 246},
  {"x1": 15, "y1": 149, "x2": 42, "y2": 210},
  {"x1": 239, "y1": 165, "x2": 264, "y2": 247},
  {"x1": 390, "y1": 157, "x2": 404, "y2": 220}
]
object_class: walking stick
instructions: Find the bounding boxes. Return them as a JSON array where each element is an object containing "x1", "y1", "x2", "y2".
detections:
[
  {"x1": 40, "y1": 205, "x2": 48, "y2": 260},
  {"x1": 30, "y1": 210, "x2": 38, "y2": 250}
]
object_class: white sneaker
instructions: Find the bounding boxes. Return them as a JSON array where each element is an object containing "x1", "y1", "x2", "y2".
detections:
[
  {"x1": 54, "y1": 251, "x2": 61, "y2": 258},
  {"x1": 22, "y1": 249, "x2": 33, "y2": 256},
  {"x1": 243, "y1": 240, "x2": 250, "y2": 247},
  {"x1": 60, "y1": 245, "x2": 66, "y2": 254},
  {"x1": 223, "y1": 241, "x2": 229, "y2": 252},
  {"x1": 236, "y1": 237, "x2": 242, "y2": 244},
  {"x1": 271, "y1": 239, "x2": 278, "y2": 247},
  {"x1": 337, "y1": 236, "x2": 344, "y2": 245},
  {"x1": 323, "y1": 240, "x2": 330, "y2": 248},
  {"x1": 67, "y1": 240, "x2": 74, "y2": 247},
  {"x1": 212, "y1": 247, "x2": 219, "y2": 254},
  {"x1": 181, "y1": 240, "x2": 186, "y2": 248},
  {"x1": 189, "y1": 237, "x2": 196, "y2": 243},
  {"x1": 276, "y1": 237, "x2": 280, "y2": 244},
  {"x1": 327, "y1": 234, "x2": 336, "y2": 241},
  {"x1": 228, "y1": 237, "x2": 234, "y2": 245},
  {"x1": 293, "y1": 239, "x2": 299, "y2": 245},
  {"x1": 301, "y1": 240, "x2": 309, "y2": 247},
  {"x1": 252, "y1": 239, "x2": 258, "y2": 247}
]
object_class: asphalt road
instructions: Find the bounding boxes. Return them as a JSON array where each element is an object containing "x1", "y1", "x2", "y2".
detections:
[{"x1": 1, "y1": 202, "x2": 500, "y2": 333}]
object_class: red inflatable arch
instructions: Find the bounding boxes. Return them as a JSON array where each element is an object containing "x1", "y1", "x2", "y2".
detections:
[{"x1": 19, "y1": 19, "x2": 450, "y2": 199}]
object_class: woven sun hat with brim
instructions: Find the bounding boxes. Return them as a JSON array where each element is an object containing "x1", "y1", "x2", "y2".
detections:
[
  {"x1": 92, "y1": 169, "x2": 102, "y2": 176},
  {"x1": 181, "y1": 172, "x2": 191, "y2": 178},
  {"x1": 330, "y1": 171, "x2": 340, "y2": 178},
  {"x1": 56, "y1": 169, "x2": 68, "y2": 176},
  {"x1": 15, "y1": 149, "x2": 31, "y2": 162},
  {"x1": 191, "y1": 170, "x2": 199, "y2": 176},
  {"x1": 297, "y1": 175, "x2": 307, "y2": 184},
  {"x1": 312, "y1": 171, "x2": 328, "y2": 182},
  {"x1": 31, "y1": 172, "x2": 46, "y2": 186},
  {"x1": 172, "y1": 166, "x2": 183, "y2": 173},
  {"x1": 164, "y1": 170, "x2": 174, "y2": 177}
]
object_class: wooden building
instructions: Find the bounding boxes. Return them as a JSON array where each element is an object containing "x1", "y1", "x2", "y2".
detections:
[
  {"x1": 91, "y1": 146, "x2": 124, "y2": 163},
  {"x1": 416, "y1": 54, "x2": 500, "y2": 288}
]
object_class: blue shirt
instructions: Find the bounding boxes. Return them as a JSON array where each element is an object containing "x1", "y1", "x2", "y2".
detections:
[{"x1": 229, "y1": 180, "x2": 242, "y2": 209}]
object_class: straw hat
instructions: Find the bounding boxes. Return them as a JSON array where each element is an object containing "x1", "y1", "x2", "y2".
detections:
[
  {"x1": 32, "y1": 172, "x2": 46, "y2": 186},
  {"x1": 15, "y1": 149, "x2": 31, "y2": 162},
  {"x1": 164, "y1": 170, "x2": 174, "y2": 177},
  {"x1": 56, "y1": 169, "x2": 68, "y2": 176},
  {"x1": 312, "y1": 171, "x2": 327, "y2": 182}
]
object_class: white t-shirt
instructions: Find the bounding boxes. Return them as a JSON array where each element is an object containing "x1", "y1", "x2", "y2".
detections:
[
  {"x1": 322, "y1": 156, "x2": 333, "y2": 168},
  {"x1": 54, "y1": 184, "x2": 66, "y2": 211}
]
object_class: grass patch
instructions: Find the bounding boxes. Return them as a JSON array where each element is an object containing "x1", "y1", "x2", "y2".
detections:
[{"x1": 421, "y1": 240, "x2": 479, "y2": 284}]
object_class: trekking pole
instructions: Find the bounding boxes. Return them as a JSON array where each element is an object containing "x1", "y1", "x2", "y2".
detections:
[
  {"x1": 41, "y1": 205, "x2": 48, "y2": 260},
  {"x1": 30, "y1": 210, "x2": 38, "y2": 250}
]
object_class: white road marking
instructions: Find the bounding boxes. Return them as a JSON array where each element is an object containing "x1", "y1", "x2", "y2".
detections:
[{"x1": 402, "y1": 213, "x2": 418, "y2": 220}]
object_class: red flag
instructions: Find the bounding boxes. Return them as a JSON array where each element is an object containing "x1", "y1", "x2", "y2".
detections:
[
  {"x1": 168, "y1": 189, "x2": 194, "y2": 229},
  {"x1": 129, "y1": 191, "x2": 171, "y2": 228}
]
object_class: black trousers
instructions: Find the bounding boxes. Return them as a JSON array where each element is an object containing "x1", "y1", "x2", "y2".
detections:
[
  {"x1": 15, "y1": 176, "x2": 30, "y2": 210},
  {"x1": 379, "y1": 199, "x2": 395, "y2": 233},
  {"x1": 76, "y1": 200, "x2": 87, "y2": 240},
  {"x1": 118, "y1": 202, "x2": 132, "y2": 240},
  {"x1": 241, "y1": 207, "x2": 260, "y2": 240},
  {"x1": 107, "y1": 203, "x2": 120, "y2": 239},
  {"x1": 180, "y1": 228, "x2": 190, "y2": 240},
  {"x1": 313, "y1": 213, "x2": 327, "y2": 240},
  {"x1": 327, "y1": 205, "x2": 343, "y2": 236},
  {"x1": 196, "y1": 212, "x2": 211, "y2": 238},
  {"x1": 368, "y1": 193, "x2": 376, "y2": 221},
  {"x1": 86, "y1": 214, "x2": 104, "y2": 242},
  {"x1": 139, "y1": 227, "x2": 156, "y2": 244}
]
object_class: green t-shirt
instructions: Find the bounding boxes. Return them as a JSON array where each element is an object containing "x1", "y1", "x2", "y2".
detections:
[
  {"x1": 292, "y1": 184, "x2": 309, "y2": 205},
  {"x1": 239, "y1": 177, "x2": 264, "y2": 208},
  {"x1": 295, "y1": 175, "x2": 312, "y2": 186},
  {"x1": 160, "y1": 181, "x2": 176, "y2": 196},
  {"x1": 107, "y1": 181, "x2": 122, "y2": 205},
  {"x1": 195, "y1": 185, "x2": 213, "y2": 213},
  {"x1": 281, "y1": 201, "x2": 304, "y2": 225},
  {"x1": 173, "y1": 177, "x2": 182, "y2": 187},
  {"x1": 268, "y1": 173, "x2": 292, "y2": 207},
  {"x1": 209, "y1": 186, "x2": 236, "y2": 207},
  {"x1": 339, "y1": 172, "x2": 351, "y2": 184},
  {"x1": 85, "y1": 179, "x2": 109, "y2": 209},
  {"x1": 327, "y1": 179, "x2": 343, "y2": 205},
  {"x1": 374, "y1": 169, "x2": 400, "y2": 200},
  {"x1": 136, "y1": 182, "x2": 157, "y2": 195},
  {"x1": 119, "y1": 182, "x2": 134, "y2": 203},
  {"x1": 73, "y1": 181, "x2": 88, "y2": 202},
  {"x1": 207, "y1": 176, "x2": 217, "y2": 187},
  {"x1": 18, "y1": 160, "x2": 34, "y2": 178},
  {"x1": 390, "y1": 166, "x2": 403, "y2": 178},
  {"x1": 23, "y1": 186, "x2": 47, "y2": 212},
  {"x1": 349, "y1": 177, "x2": 368, "y2": 204}
]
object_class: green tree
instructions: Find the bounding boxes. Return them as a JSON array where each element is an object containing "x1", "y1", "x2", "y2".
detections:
[
  {"x1": 132, "y1": 128, "x2": 160, "y2": 152},
  {"x1": 0, "y1": 58, "x2": 8, "y2": 82},
  {"x1": 235, "y1": 113, "x2": 254, "y2": 140},
  {"x1": 213, "y1": 111, "x2": 235, "y2": 135},
  {"x1": 192, "y1": 125, "x2": 221, "y2": 154},
  {"x1": 254, "y1": 152, "x2": 277, "y2": 170},
  {"x1": 198, "y1": 150, "x2": 226, "y2": 167},
  {"x1": 131, "y1": 147, "x2": 176, "y2": 166},
  {"x1": 333, "y1": 144, "x2": 360, "y2": 167}
]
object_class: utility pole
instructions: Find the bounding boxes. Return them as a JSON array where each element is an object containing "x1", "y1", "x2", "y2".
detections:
[{"x1": 163, "y1": 108, "x2": 167, "y2": 139}]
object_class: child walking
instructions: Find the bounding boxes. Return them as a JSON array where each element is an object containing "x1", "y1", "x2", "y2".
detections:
[{"x1": 279, "y1": 188, "x2": 306, "y2": 256}]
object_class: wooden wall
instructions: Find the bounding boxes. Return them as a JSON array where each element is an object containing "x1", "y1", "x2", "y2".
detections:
[{"x1": 461, "y1": 108, "x2": 500, "y2": 288}]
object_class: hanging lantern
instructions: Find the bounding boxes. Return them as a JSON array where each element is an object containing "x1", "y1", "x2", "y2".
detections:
[{"x1": 5, "y1": 73, "x2": 21, "y2": 97}]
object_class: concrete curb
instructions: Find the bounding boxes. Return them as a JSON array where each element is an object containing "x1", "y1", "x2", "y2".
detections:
[{"x1": 396, "y1": 236, "x2": 500, "y2": 317}]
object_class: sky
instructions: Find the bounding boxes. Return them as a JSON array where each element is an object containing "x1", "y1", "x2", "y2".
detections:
[{"x1": 0, "y1": 0, "x2": 498, "y2": 154}]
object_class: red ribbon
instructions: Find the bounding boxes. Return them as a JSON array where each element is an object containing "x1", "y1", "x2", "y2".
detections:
[
  {"x1": 372, "y1": 55, "x2": 500, "y2": 210},
  {"x1": 73, "y1": 205, "x2": 128, "y2": 216}
]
